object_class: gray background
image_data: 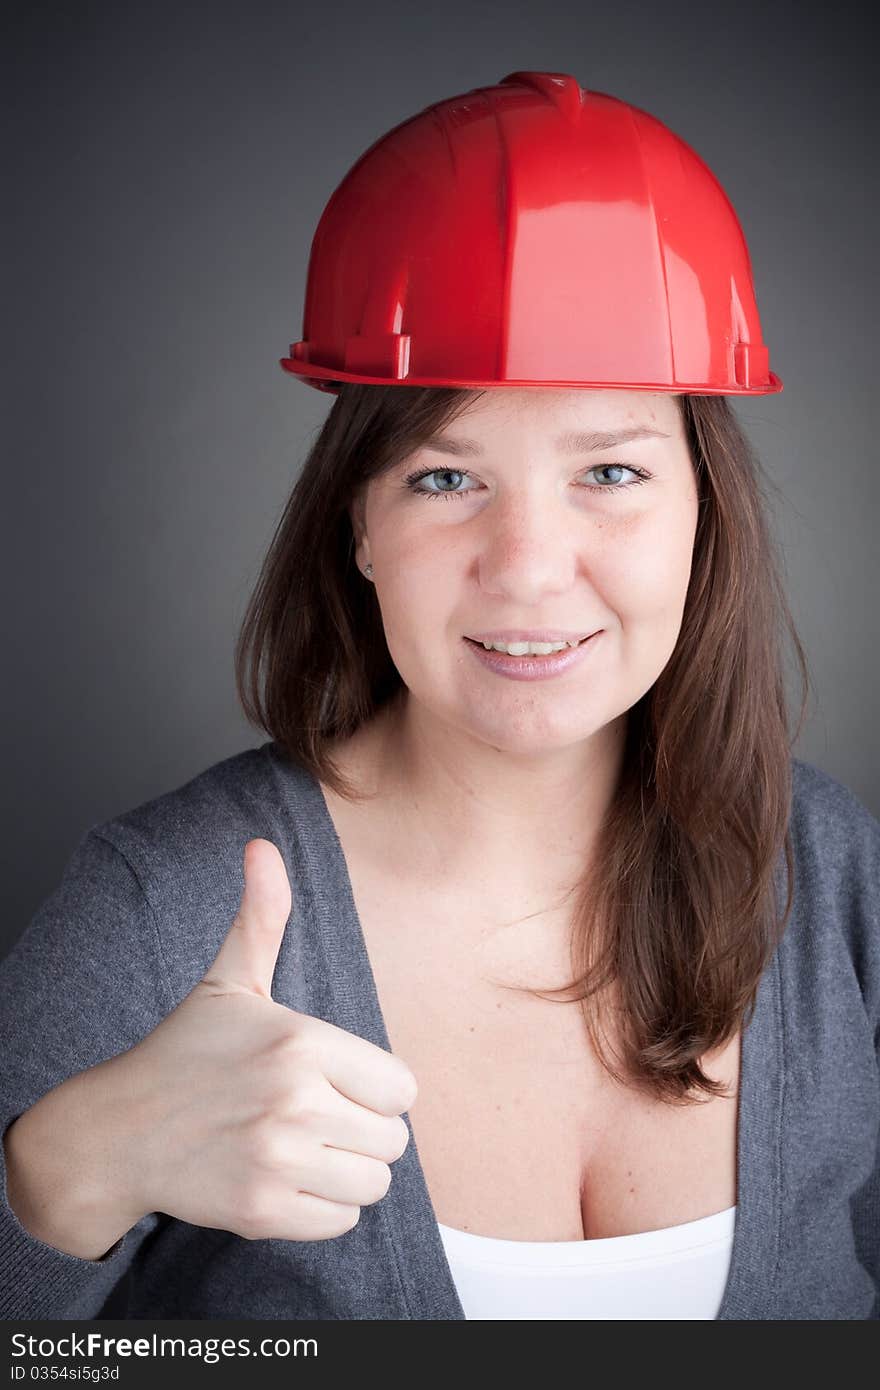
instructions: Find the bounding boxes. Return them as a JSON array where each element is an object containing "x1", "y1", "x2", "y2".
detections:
[{"x1": 4, "y1": 0, "x2": 877, "y2": 951}]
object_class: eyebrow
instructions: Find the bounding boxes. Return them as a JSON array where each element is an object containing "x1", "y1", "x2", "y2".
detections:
[{"x1": 419, "y1": 426, "x2": 671, "y2": 457}]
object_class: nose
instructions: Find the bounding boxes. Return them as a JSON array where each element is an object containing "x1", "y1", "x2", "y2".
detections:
[{"x1": 475, "y1": 487, "x2": 579, "y2": 599}]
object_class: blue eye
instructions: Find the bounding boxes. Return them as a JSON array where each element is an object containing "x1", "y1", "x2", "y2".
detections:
[
  {"x1": 403, "y1": 468, "x2": 479, "y2": 500},
  {"x1": 401, "y1": 464, "x2": 651, "y2": 500}
]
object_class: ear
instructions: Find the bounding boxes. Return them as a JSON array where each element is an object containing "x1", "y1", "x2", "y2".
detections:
[
  {"x1": 348, "y1": 490, "x2": 370, "y2": 569},
  {"x1": 349, "y1": 488, "x2": 365, "y2": 543}
]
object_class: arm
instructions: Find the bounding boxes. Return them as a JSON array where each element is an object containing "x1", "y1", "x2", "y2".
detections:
[{"x1": 0, "y1": 828, "x2": 169, "y2": 1318}]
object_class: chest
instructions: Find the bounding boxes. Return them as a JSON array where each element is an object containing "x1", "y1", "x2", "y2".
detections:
[{"x1": 322, "y1": 794, "x2": 741, "y2": 1243}]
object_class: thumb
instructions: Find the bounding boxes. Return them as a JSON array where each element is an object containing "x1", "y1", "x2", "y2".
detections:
[{"x1": 200, "y1": 838, "x2": 293, "y2": 999}]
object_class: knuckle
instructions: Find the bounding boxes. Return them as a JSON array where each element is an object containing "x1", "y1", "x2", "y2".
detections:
[
  {"x1": 315, "y1": 1204, "x2": 361, "y2": 1240},
  {"x1": 366, "y1": 1161, "x2": 393, "y2": 1203},
  {"x1": 399, "y1": 1069, "x2": 419, "y2": 1107},
  {"x1": 246, "y1": 1115, "x2": 286, "y2": 1169},
  {"x1": 285, "y1": 1076, "x2": 325, "y2": 1126},
  {"x1": 390, "y1": 1115, "x2": 411, "y2": 1159},
  {"x1": 268, "y1": 1028, "x2": 311, "y2": 1067},
  {"x1": 339, "y1": 1205, "x2": 361, "y2": 1234},
  {"x1": 238, "y1": 1188, "x2": 275, "y2": 1241},
  {"x1": 376, "y1": 1115, "x2": 410, "y2": 1162}
]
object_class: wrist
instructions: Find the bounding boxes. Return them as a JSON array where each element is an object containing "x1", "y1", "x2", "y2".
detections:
[
  {"x1": 4, "y1": 1057, "x2": 149, "y2": 1259},
  {"x1": 68, "y1": 1052, "x2": 153, "y2": 1227}
]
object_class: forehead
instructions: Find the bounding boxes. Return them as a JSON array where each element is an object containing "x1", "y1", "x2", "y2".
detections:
[{"x1": 447, "y1": 387, "x2": 681, "y2": 434}]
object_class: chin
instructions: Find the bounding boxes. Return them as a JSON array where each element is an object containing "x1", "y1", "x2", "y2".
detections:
[{"x1": 464, "y1": 707, "x2": 601, "y2": 758}]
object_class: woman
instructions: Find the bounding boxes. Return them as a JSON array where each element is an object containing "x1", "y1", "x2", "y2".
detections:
[{"x1": 1, "y1": 72, "x2": 878, "y2": 1322}]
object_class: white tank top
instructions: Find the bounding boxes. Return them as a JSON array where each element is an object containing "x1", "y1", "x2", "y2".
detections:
[{"x1": 437, "y1": 1206, "x2": 736, "y2": 1319}]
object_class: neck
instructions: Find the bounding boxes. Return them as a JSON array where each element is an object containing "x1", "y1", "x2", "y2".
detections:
[{"x1": 362, "y1": 690, "x2": 627, "y2": 908}]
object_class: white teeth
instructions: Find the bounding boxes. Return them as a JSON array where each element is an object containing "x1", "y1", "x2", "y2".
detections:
[{"x1": 480, "y1": 639, "x2": 578, "y2": 655}]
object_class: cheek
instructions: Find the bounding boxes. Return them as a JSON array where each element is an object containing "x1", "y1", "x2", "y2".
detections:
[
  {"x1": 595, "y1": 509, "x2": 697, "y2": 627},
  {"x1": 370, "y1": 522, "x2": 452, "y2": 649}
]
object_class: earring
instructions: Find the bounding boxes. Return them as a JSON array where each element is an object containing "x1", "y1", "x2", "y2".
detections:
[{"x1": 364, "y1": 563, "x2": 373, "y2": 578}]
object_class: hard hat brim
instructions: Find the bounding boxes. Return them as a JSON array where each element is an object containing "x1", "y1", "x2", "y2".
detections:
[{"x1": 279, "y1": 357, "x2": 784, "y2": 397}]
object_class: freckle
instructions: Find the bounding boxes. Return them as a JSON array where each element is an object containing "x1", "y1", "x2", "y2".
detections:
[
  {"x1": 469, "y1": 1025, "x2": 475, "y2": 1032},
  {"x1": 629, "y1": 1186, "x2": 635, "y2": 1194}
]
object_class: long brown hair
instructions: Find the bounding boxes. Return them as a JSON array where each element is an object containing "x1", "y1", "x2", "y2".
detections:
[{"x1": 235, "y1": 384, "x2": 811, "y2": 1104}]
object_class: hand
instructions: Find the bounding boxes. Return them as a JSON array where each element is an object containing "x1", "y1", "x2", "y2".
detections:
[{"x1": 118, "y1": 838, "x2": 417, "y2": 1241}]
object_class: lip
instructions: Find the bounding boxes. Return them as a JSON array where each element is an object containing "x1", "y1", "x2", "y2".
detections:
[
  {"x1": 465, "y1": 629, "x2": 596, "y2": 643},
  {"x1": 462, "y1": 631, "x2": 602, "y2": 681}
]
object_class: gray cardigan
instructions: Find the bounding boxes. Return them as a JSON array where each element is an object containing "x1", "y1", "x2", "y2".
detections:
[{"x1": 1, "y1": 743, "x2": 878, "y2": 1320}]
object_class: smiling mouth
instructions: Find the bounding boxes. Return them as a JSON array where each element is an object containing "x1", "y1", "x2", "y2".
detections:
[{"x1": 463, "y1": 633, "x2": 596, "y2": 649}]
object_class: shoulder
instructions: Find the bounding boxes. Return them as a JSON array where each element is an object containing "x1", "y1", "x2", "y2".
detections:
[
  {"x1": 787, "y1": 756, "x2": 880, "y2": 1033},
  {"x1": 790, "y1": 756, "x2": 880, "y2": 902},
  {"x1": 85, "y1": 739, "x2": 318, "y2": 917},
  {"x1": 72, "y1": 741, "x2": 326, "y2": 998},
  {"x1": 791, "y1": 756, "x2": 880, "y2": 844}
]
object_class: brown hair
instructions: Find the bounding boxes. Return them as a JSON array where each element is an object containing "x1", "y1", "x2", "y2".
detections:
[{"x1": 235, "y1": 384, "x2": 811, "y2": 1104}]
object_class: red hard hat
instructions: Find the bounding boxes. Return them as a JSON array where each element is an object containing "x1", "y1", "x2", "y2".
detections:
[{"x1": 280, "y1": 71, "x2": 782, "y2": 397}]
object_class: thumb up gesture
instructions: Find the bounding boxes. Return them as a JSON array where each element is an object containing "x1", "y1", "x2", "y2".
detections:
[{"x1": 117, "y1": 838, "x2": 418, "y2": 1242}]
